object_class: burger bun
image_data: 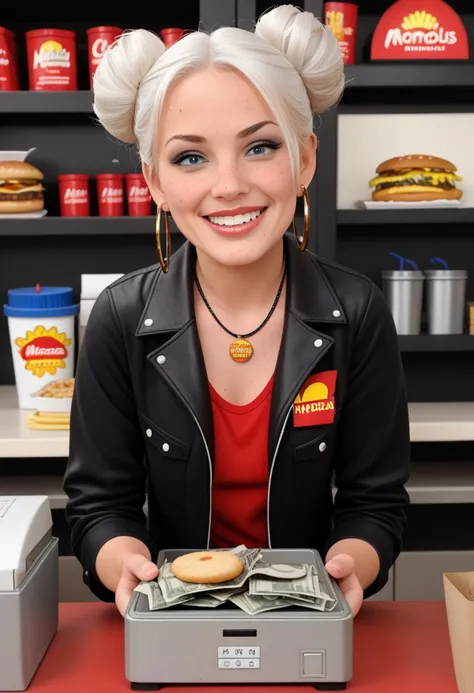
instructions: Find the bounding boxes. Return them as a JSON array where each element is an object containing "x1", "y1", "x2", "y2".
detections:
[
  {"x1": 0, "y1": 198, "x2": 45, "y2": 214},
  {"x1": 372, "y1": 187, "x2": 463, "y2": 202},
  {"x1": 376, "y1": 154, "x2": 457, "y2": 174},
  {"x1": 0, "y1": 160, "x2": 44, "y2": 181}
]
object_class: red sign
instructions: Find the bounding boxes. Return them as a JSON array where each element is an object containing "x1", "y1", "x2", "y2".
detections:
[
  {"x1": 371, "y1": 0, "x2": 470, "y2": 60},
  {"x1": 20, "y1": 336, "x2": 67, "y2": 361},
  {"x1": 293, "y1": 371, "x2": 337, "y2": 428}
]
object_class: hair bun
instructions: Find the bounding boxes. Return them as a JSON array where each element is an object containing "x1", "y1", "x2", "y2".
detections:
[
  {"x1": 255, "y1": 4, "x2": 345, "y2": 113},
  {"x1": 92, "y1": 29, "x2": 166, "y2": 144}
]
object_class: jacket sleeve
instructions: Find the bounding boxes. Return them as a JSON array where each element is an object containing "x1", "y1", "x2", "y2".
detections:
[
  {"x1": 324, "y1": 281, "x2": 411, "y2": 599},
  {"x1": 63, "y1": 287, "x2": 154, "y2": 602}
]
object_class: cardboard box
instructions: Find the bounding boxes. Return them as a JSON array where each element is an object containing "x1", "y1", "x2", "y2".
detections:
[{"x1": 443, "y1": 572, "x2": 474, "y2": 692}]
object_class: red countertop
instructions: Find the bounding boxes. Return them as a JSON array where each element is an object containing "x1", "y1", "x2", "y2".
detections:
[{"x1": 25, "y1": 602, "x2": 458, "y2": 693}]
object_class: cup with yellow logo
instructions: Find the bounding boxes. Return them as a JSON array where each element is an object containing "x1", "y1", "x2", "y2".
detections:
[{"x1": 3, "y1": 285, "x2": 79, "y2": 409}]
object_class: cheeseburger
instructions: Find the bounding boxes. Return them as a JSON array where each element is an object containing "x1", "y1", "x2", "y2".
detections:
[
  {"x1": 369, "y1": 154, "x2": 463, "y2": 202},
  {"x1": 0, "y1": 161, "x2": 45, "y2": 213}
]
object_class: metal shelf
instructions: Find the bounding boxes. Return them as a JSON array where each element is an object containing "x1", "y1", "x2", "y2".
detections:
[
  {"x1": 0, "y1": 63, "x2": 471, "y2": 116},
  {"x1": 0, "y1": 216, "x2": 181, "y2": 236},
  {"x1": 337, "y1": 208, "x2": 474, "y2": 225},
  {"x1": 0, "y1": 91, "x2": 94, "y2": 114},
  {"x1": 344, "y1": 63, "x2": 474, "y2": 89},
  {"x1": 398, "y1": 335, "x2": 474, "y2": 352}
]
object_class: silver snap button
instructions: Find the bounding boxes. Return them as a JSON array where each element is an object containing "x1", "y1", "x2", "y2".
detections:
[
  {"x1": 333, "y1": 310, "x2": 341, "y2": 318},
  {"x1": 156, "y1": 355, "x2": 166, "y2": 365},
  {"x1": 144, "y1": 318, "x2": 154, "y2": 327},
  {"x1": 319, "y1": 442, "x2": 326, "y2": 452},
  {"x1": 314, "y1": 339, "x2": 323, "y2": 348},
  {"x1": 146, "y1": 429, "x2": 152, "y2": 438},
  {"x1": 162, "y1": 443, "x2": 170, "y2": 453}
]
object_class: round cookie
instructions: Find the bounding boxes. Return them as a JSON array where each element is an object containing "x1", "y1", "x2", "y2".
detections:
[{"x1": 171, "y1": 551, "x2": 244, "y2": 584}]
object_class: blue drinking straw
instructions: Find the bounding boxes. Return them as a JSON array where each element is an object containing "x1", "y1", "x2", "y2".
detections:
[
  {"x1": 390, "y1": 253, "x2": 419, "y2": 270},
  {"x1": 430, "y1": 257, "x2": 449, "y2": 269}
]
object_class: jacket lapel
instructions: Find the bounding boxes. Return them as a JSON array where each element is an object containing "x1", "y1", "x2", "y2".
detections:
[
  {"x1": 135, "y1": 243, "x2": 214, "y2": 461},
  {"x1": 268, "y1": 236, "x2": 347, "y2": 463}
]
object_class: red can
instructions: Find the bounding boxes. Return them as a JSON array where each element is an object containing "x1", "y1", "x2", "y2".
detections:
[
  {"x1": 26, "y1": 29, "x2": 77, "y2": 91},
  {"x1": 0, "y1": 27, "x2": 18, "y2": 90},
  {"x1": 96, "y1": 173, "x2": 124, "y2": 217},
  {"x1": 87, "y1": 26, "x2": 122, "y2": 88},
  {"x1": 161, "y1": 28, "x2": 184, "y2": 47},
  {"x1": 324, "y1": 2, "x2": 358, "y2": 64},
  {"x1": 58, "y1": 174, "x2": 90, "y2": 217},
  {"x1": 126, "y1": 173, "x2": 152, "y2": 216}
]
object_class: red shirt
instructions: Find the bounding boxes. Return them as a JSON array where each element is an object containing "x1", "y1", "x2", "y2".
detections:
[{"x1": 209, "y1": 375, "x2": 274, "y2": 549}]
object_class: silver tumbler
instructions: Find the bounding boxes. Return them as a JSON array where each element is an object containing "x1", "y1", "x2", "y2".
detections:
[
  {"x1": 424, "y1": 269, "x2": 467, "y2": 334},
  {"x1": 382, "y1": 270, "x2": 425, "y2": 335}
]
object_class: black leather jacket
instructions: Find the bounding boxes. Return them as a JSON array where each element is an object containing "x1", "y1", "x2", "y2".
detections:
[{"x1": 63, "y1": 235, "x2": 410, "y2": 602}]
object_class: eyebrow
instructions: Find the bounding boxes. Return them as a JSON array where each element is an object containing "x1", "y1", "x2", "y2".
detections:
[{"x1": 165, "y1": 120, "x2": 278, "y2": 146}]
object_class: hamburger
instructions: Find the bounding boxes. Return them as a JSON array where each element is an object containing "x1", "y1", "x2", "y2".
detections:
[
  {"x1": 0, "y1": 161, "x2": 45, "y2": 213},
  {"x1": 369, "y1": 154, "x2": 463, "y2": 202}
]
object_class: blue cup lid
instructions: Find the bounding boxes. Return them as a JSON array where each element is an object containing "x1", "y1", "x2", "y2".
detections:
[{"x1": 3, "y1": 284, "x2": 80, "y2": 318}]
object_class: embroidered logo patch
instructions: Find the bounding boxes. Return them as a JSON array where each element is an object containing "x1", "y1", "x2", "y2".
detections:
[{"x1": 293, "y1": 370, "x2": 337, "y2": 427}]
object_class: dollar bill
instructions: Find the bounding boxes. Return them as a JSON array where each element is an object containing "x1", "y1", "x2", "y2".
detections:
[
  {"x1": 248, "y1": 564, "x2": 320, "y2": 600},
  {"x1": 228, "y1": 591, "x2": 291, "y2": 615},
  {"x1": 134, "y1": 580, "x2": 194, "y2": 610},
  {"x1": 133, "y1": 546, "x2": 339, "y2": 614}
]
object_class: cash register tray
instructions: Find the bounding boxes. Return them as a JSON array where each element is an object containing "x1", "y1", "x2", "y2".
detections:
[{"x1": 125, "y1": 549, "x2": 353, "y2": 691}]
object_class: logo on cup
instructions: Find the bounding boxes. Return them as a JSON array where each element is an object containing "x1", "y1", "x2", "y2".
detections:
[
  {"x1": 15, "y1": 325, "x2": 71, "y2": 377},
  {"x1": 64, "y1": 187, "x2": 88, "y2": 203},
  {"x1": 91, "y1": 38, "x2": 110, "y2": 62},
  {"x1": 128, "y1": 185, "x2": 151, "y2": 201},
  {"x1": 101, "y1": 187, "x2": 123, "y2": 202}
]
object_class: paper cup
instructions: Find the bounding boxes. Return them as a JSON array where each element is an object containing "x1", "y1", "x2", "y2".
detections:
[
  {"x1": 3, "y1": 285, "x2": 79, "y2": 410},
  {"x1": 324, "y1": 2, "x2": 358, "y2": 64},
  {"x1": 96, "y1": 173, "x2": 124, "y2": 216}
]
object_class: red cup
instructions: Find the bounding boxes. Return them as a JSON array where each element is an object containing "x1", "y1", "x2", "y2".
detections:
[
  {"x1": 126, "y1": 173, "x2": 152, "y2": 216},
  {"x1": 0, "y1": 27, "x2": 18, "y2": 90},
  {"x1": 87, "y1": 26, "x2": 122, "y2": 88},
  {"x1": 96, "y1": 173, "x2": 124, "y2": 216},
  {"x1": 161, "y1": 28, "x2": 184, "y2": 47},
  {"x1": 26, "y1": 28, "x2": 77, "y2": 91},
  {"x1": 58, "y1": 174, "x2": 90, "y2": 217},
  {"x1": 324, "y1": 2, "x2": 358, "y2": 64}
]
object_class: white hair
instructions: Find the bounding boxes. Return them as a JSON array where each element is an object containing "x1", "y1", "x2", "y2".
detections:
[{"x1": 92, "y1": 4, "x2": 345, "y2": 181}]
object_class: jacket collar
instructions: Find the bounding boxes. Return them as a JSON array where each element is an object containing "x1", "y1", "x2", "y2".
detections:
[{"x1": 135, "y1": 234, "x2": 347, "y2": 337}]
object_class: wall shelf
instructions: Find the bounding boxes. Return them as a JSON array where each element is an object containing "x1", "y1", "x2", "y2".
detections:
[
  {"x1": 399, "y1": 335, "x2": 474, "y2": 352},
  {"x1": 1, "y1": 386, "x2": 473, "y2": 457},
  {"x1": 0, "y1": 91, "x2": 94, "y2": 114},
  {"x1": 337, "y1": 208, "x2": 474, "y2": 226},
  {"x1": 344, "y1": 64, "x2": 474, "y2": 90},
  {"x1": 0, "y1": 217, "x2": 181, "y2": 236},
  {"x1": 0, "y1": 64, "x2": 471, "y2": 116},
  {"x1": 4, "y1": 461, "x2": 474, "y2": 510}
]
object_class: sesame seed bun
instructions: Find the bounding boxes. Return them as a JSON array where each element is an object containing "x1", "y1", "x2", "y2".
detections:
[{"x1": 376, "y1": 154, "x2": 457, "y2": 174}]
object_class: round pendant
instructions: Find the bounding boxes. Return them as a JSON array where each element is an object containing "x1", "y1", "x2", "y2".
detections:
[{"x1": 229, "y1": 338, "x2": 253, "y2": 363}]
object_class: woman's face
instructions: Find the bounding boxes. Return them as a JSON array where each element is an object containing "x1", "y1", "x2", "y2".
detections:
[{"x1": 146, "y1": 65, "x2": 316, "y2": 267}]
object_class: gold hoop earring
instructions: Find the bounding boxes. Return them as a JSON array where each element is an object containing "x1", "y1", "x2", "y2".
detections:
[
  {"x1": 156, "y1": 205, "x2": 171, "y2": 273},
  {"x1": 292, "y1": 184, "x2": 310, "y2": 252}
]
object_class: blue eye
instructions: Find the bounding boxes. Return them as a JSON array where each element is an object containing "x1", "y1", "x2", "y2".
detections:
[
  {"x1": 172, "y1": 153, "x2": 206, "y2": 166},
  {"x1": 247, "y1": 141, "x2": 282, "y2": 157}
]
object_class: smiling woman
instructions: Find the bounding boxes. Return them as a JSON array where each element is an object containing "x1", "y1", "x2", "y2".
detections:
[{"x1": 64, "y1": 4, "x2": 410, "y2": 621}]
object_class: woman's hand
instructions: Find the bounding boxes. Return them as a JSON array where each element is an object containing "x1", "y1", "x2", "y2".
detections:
[
  {"x1": 325, "y1": 553, "x2": 363, "y2": 617},
  {"x1": 115, "y1": 553, "x2": 159, "y2": 616}
]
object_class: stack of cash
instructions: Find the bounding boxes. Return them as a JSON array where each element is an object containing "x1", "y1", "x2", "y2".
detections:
[{"x1": 134, "y1": 545, "x2": 337, "y2": 615}]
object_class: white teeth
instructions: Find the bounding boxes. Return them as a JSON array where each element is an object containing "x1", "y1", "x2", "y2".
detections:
[{"x1": 208, "y1": 209, "x2": 263, "y2": 226}]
